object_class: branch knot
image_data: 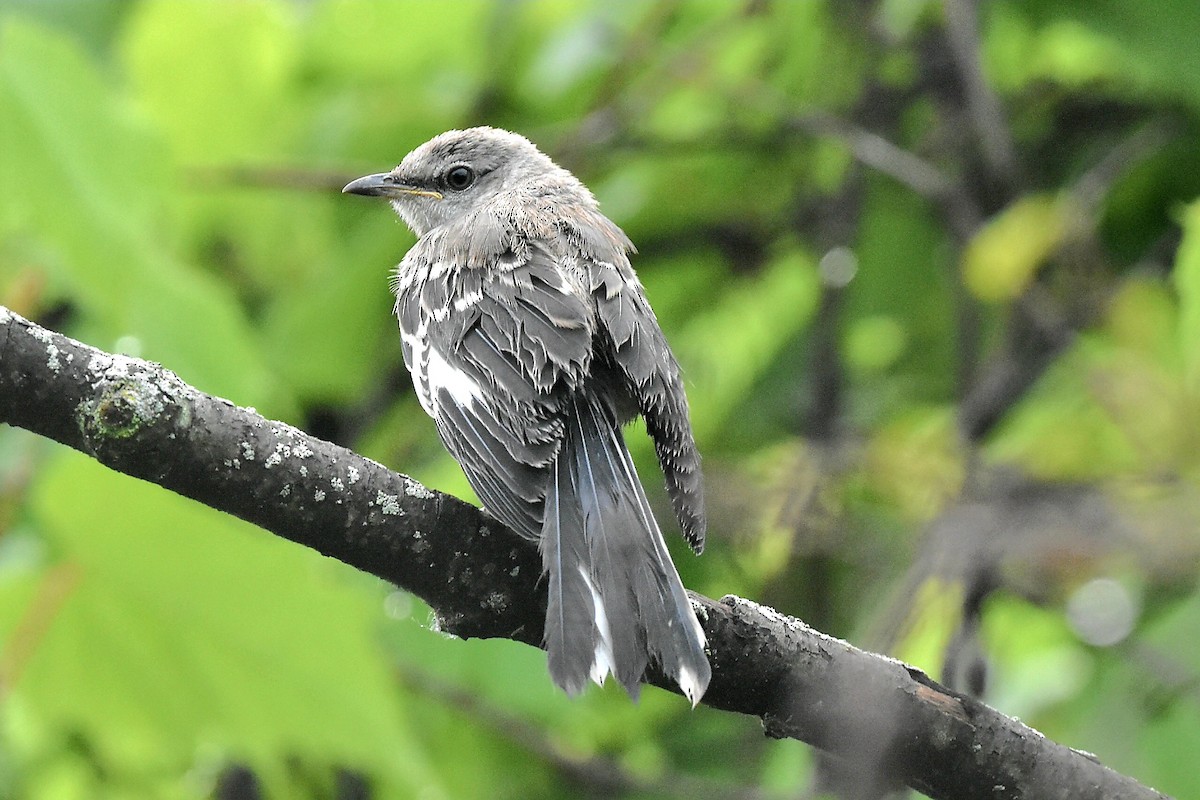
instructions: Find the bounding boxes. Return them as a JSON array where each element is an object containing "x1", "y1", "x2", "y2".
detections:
[{"x1": 76, "y1": 358, "x2": 192, "y2": 471}]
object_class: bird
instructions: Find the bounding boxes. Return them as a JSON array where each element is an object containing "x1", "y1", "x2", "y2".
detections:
[{"x1": 343, "y1": 127, "x2": 710, "y2": 704}]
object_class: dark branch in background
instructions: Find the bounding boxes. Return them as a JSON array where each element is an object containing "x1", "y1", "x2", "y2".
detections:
[
  {"x1": 941, "y1": 0, "x2": 1021, "y2": 192},
  {"x1": 0, "y1": 309, "x2": 1170, "y2": 800},
  {"x1": 188, "y1": 164, "x2": 353, "y2": 193},
  {"x1": 786, "y1": 111, "x2": 955, "y2": 202}
]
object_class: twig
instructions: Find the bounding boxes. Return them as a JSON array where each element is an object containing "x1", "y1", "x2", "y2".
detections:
[
  {"x1": 787, "y1": 111, "x2": 955, "y2": 201},
  {"x1": 942, "y1": 0, "x2": 1021, "y2": 187}
]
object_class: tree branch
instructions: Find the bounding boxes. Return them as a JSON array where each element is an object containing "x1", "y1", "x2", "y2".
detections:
[
  {"x1": 941, "y1": 0, "x2": 1021, "y2": 189},
  {"x1": 0, "y1": 307, "x2": 1170, "y2": 800}
]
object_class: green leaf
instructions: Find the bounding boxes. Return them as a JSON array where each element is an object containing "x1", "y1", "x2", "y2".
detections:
[
  {"x1": 981, "y1": 594, "x2": 1092, "y2": 722},
  {"x1": 865, "y1": 406, "x2": 961, "y2": 521},
  {"x1": 848, "y1": 177, "x2": 957, "y2": 407},
  {"x1": 1173, "y1": 200, "x2": 1200, "y2": 390},
  {"x1": 257, "y1": 211, "x2": 402, "y2": 404},
  {"x1": 120, "y1": 0, "x2": 297, "y2": 166},
  {"x1": 16, "y1": 449, "x2": 433, "y2": 793},
  {"x1": 985, "y1": 338, "x2": 1141, "y2": 479},
  {"x1": 845, "y1": 315, "x2": 907, "y2": 373},
  {"x1": 1060, "y1": 1, "x2": 1200, "y2": 110},
  {"x1": 984, "y1": 7, "x2": 1146, "y2": 94},
  {"x1": 0, "y1": 16, "x2": 290, "y2": 415},
  {"x1": 673, "y1": 246, "x2": 820, "y2": 441},
  {"x1": 963, "y1": 194, "x2": 1068, "y2": 302}
]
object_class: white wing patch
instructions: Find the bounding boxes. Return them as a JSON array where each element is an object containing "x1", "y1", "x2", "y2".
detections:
[
  {"x1": 454, "y1": 289, "x2": 483, "y2": 311},
  {"x1": 400, "y1": 317, "x2": 434, "y2": 415},
  {"x1": 402, "y1": 294, "x2": 486, "y2": 418},
  {"x1": 426, "y1": 347, "x2": 483, "y2": 409}
]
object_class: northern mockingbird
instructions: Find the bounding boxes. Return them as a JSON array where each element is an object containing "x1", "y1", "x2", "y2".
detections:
[{"x1": 344, "y1": 127, "x2": 710, "y2": 704}]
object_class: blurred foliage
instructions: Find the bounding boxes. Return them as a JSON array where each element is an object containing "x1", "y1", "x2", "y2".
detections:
[{"x1": 1, "y1": 1, "x2": 1199, "y2": 798}]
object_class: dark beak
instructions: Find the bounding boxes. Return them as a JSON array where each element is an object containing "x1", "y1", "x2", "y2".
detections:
[
  {"x1": 342, "y1": 172, "x2": 444, "y2": 200},
  {"x1": 342, "y1": 172, "x2": 396, "y2": 197}
]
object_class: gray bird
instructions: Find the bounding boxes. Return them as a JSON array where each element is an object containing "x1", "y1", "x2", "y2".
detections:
[{"x1": 344, "y1": 127, "x2": 710, "y2": 704}]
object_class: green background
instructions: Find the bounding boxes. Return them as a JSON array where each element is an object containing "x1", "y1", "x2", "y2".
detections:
[{"x1": 2, "y1": 1, "x2": 1199, "y2": 798}]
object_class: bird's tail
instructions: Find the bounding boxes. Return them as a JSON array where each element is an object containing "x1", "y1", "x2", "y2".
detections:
[{"x1": 541, "y1": 396, "x2": 710, "y2": 705}]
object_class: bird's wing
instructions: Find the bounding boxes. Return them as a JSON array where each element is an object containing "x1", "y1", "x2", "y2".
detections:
[
  {"x1": 586, "y1": 254, "x2": 706, "y2": 553},
  {"x1": 394, "y1": 236, "x2": 595, "y2": 540}
]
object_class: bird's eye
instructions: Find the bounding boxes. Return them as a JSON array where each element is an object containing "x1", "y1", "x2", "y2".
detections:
[{"x1": 445, "y1": 165, "x2": 475, "y2": 191}]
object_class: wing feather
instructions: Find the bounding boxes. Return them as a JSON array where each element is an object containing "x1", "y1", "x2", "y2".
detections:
[
  {"x1": 588, "y1": 257, "x2": 707, "y2": 552},
  {"x1": 394, "y1": 240, "x2": 593, "y2": 540}
]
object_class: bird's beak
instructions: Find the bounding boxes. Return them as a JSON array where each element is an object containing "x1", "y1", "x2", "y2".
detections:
[{"x1": 342, "y1": 172, "x2": 443, "y2": 200}]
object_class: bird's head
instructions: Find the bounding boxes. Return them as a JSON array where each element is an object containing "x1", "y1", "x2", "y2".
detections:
[{"x1": 343, "y1": 126, "x2": 567, "y2": 237}]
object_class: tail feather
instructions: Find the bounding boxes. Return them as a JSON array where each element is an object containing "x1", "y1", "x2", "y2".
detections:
[
  {"x1": 541, "y1": 395, "x2": 710, "y2": 704},
  {"x1": 541, "y1": 458, "x2": 605, "y2": 696},
  {"x1": 570, "y1": 409, "x2": 649, "y2": 696}
]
